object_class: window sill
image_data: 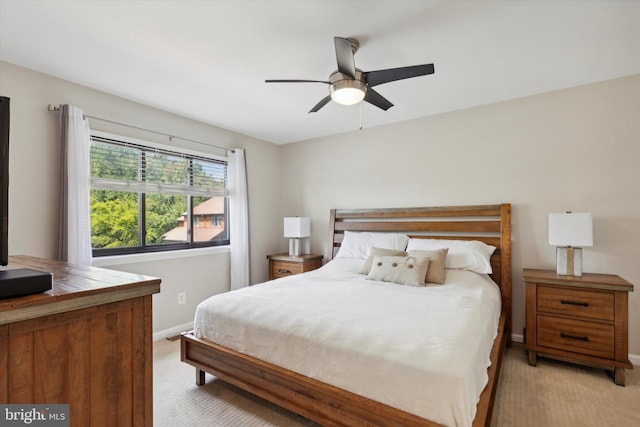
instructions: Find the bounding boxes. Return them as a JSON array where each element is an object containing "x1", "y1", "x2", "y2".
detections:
[{"x1": 91, "y1": 245, "x2": 230, "y2": 267}]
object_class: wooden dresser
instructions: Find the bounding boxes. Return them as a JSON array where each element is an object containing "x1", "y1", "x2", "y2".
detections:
[
  {"x1": 523, "y1": 268, "x2": 633, "y2": 385},
  {"x1": 266, "y1": 253, "x2": 323, "y2": 280},
  {"x1": 0, "y1": 256, "x2": 161, "y2": 426}
]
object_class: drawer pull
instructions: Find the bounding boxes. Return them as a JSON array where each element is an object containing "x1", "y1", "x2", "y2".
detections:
[
  {"x1": 560, "y1": 299, "x2": 589, "y2": 307},
  {"x1": 560, "y1": 332, "x2": 589, "y2": 342},
  {"x1": 277, "y1": 269, "x2": 292, "y2": 275}
]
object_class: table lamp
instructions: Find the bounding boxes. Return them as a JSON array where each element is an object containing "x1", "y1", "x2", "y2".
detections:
[
  {"x1": 548, "y1": 212, "x2": 593, "y2": 276},
  {"x1": 284, "y1": 217, "x2": 310, "y2": 257}
]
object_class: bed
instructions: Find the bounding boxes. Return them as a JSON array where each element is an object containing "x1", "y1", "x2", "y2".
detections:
[{"x1": 181, "y1": 204, "x2": 512, "y2": 427}]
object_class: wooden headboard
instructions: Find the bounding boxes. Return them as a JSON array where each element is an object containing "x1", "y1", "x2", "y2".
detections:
[{"x1": 328, "y1": 204, "x2": 512, "y2": 343}]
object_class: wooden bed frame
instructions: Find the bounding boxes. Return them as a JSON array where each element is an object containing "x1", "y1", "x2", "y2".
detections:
[{"x1": 181, "y1": 203, "x2": 511, "y2": 427}]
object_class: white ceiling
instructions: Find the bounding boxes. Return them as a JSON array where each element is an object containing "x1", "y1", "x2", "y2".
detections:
[{"x1": 1, "y1": 1, "x2": 639, "y2": 145}]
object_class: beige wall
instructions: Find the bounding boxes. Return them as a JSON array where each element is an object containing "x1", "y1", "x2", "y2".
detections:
[
  {"x1": 0, "y1": 61, "x2": 283, "y2": 334},
  {"x1": 280, "y1": 74, "x2": 640, "y2": 357}
]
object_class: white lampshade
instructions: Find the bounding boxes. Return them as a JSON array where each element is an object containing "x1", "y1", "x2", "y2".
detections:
[
  {"x1": 548, "y1": 213, "x2": 593, "y2": 247},
  {"x1": 284, "y1": 217, "x2": 310, "y2": 238}
]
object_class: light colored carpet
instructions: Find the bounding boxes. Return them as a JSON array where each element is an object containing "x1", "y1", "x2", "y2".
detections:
[
  {"x1": 492, "y1": 344, "x2": 639, "y2": 427},
  {"x1": 154, "y1": 339, "x2": 640, "y2": 427}
]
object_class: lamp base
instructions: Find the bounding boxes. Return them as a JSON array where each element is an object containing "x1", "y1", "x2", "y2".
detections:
[
  {"x1": 288, "y1": 238, "x2": 302, "y2": 257},
  {"x1": 556, "y1": 247, "x2": 583, "y2": 276}
]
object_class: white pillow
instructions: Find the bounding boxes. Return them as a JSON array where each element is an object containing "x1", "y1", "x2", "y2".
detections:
[
  {"x1": 405, "y1": 238, "x2": 496, "y2": 274},
  {"x1": 334, "y1": 231, "x2": 409, "y2": 259}
]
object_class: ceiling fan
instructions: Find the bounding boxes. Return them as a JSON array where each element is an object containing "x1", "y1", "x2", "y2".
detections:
[{"x1": 266, "y1": 37, "x2": 435, "y2": 113}]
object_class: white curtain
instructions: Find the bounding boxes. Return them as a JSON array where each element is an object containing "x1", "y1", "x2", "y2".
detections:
[
  {"x1": 58, "y1": 104, "x2": 92, "y2": 265},
  {"x1": 228, "y1": 148, "x2": 250, "y2": 290}
]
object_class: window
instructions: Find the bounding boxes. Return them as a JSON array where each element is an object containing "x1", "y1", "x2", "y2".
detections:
[{"x1": 90, "y1": 132, "x2": 229, "y2": 256}]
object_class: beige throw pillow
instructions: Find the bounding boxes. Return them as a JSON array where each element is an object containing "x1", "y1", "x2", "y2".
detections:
[
  {"x1": 366, "y1": 255, "x2": 430, "y2": 287},
  {"x1": 359, "y1": 247, "x2": 407, "y2": 274},
  {"x1": 407, "y1": 248, "x2": 448, "y2": 284}
]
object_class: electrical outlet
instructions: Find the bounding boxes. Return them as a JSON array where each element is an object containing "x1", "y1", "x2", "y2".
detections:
[{"x1": 177, "y1": 292, "x2": 186, "y2": 305}]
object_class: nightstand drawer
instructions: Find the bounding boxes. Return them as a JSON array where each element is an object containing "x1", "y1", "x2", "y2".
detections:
[
  {"x1": 270, "y1": 261, "x2": 304, "y2": 279},
  {"x1": 537, "y1": 285, "x2": 614, "y2": 321},
  {"x1": 267, "y1": 253, "x2": 323, "y2": 280},
  {"x1": 537, "y1": 315, "x2": 614, "y2": 359}
]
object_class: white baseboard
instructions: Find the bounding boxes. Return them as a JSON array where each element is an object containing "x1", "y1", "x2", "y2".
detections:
[
  {"x1": 153, "y1": 321, "x2": 193, "y2": 342},
  {"x1": 511, "y1": 333, "x2": 639, "y2": 367}
]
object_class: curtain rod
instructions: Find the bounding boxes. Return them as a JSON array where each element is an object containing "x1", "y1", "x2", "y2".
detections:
[{"x1": 48, "y1": 104, "x2": 234, "y2": 153}]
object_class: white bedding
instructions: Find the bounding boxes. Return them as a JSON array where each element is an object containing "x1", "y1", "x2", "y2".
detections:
[{"x1": 194, "y1": 258, "x2": 502, "y2": 427}]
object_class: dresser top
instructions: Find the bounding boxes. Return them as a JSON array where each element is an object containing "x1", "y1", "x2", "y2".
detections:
[
  {"x1": 1, "y1": 255, "x2": 161, "y2": 324},
  {"x1": 523, "y1": 268, "x2": 633, "y2": 292}
]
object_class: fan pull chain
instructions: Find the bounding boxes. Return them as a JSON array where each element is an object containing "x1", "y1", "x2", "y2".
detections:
[{"x1": 359, "y1": 102, "x2": 363, "y2": 130}]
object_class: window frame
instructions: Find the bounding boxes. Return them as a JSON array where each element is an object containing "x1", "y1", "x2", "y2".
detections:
[{"x1": 89, "y1": 130, "x2": 229, "y2": 257}]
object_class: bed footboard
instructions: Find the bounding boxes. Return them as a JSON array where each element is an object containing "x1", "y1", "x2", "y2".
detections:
[
  {"x1": 181, "y1": 331, "x2": 447, "y2": 427},
  {"x1": 180, "y1": 311, "x2": 506, "y2": 427}
]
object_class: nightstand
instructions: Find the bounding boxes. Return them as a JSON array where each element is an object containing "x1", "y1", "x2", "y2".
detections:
[
  {"x1": 267, "y1": 253, "x2": 323, "y2": 280},
  {"x1": 523, "y1": 268, "x2": 634, "y2": 385}
]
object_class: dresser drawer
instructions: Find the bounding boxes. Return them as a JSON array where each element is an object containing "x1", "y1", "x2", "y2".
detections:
[
  {"x1": 537, "y1": 285, "x2": 614, "y2": 321},
  {"x1": 537, "y1": 315, "x2": 614, "y2": 359},
  {"x1": 270, "y1": 261, "x2": 304, "y2": 279}
]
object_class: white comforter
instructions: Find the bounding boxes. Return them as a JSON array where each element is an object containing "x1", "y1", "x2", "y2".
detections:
[{"x1": 194, "y1": 258, "x2": 502, "y2": 427}]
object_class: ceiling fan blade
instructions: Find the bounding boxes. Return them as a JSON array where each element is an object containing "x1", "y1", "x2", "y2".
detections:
[
  {"x1": 364, "y1": 88, "x2": 394, "y2": 111},
  {"x1": 364, "y1": 64, "x2": 434, "y2": 87},
  {"x1": 334, "y1": 37, "x2": 356, "y2": 79},
  {"x1": 265, "y1": 79, "x2": 330, "y2": 84},
  {"x1": 309, "y1": 95, "x2": 332, "y2": 113}
]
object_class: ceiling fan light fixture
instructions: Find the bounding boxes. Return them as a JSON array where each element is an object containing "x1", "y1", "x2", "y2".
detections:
[
  {"x1": 330, "y1": 79, "x2": 366, "y2": 105},
  {"x1": 265, "y1": 37, "x2": 434, "y2": 113}
]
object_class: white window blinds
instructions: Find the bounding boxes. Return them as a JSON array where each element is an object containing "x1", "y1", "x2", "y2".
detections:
[{"x1": 90, "y1": 135, "x2": 228, "y2": 197}]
